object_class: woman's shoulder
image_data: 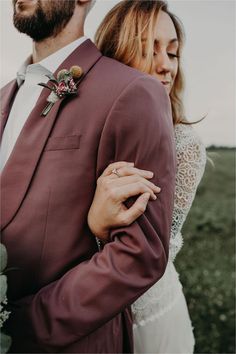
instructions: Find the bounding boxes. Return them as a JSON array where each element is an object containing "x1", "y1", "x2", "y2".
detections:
[
  {"x1": 174, "y1": 123, "x2": 206, "y2": 165},
  {"x1": 174, "y1": 122, "x2": 205, "y2": 148}
]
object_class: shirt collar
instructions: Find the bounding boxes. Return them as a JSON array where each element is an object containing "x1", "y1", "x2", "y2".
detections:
[
  {"x1": 17, "y1": 56, "x2": 32, "y2": 86},
  {"x1": 16, "y1": 36, "x2": 88, "y2": 87}
]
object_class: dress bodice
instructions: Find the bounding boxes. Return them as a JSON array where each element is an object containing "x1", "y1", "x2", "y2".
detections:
[{"x1": 132, "y1": 123, "x2": 206, "y2": 327}]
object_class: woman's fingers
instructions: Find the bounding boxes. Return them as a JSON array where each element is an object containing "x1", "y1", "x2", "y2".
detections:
[
  {"x1": 101, "y1": 162, "x2": 155, "y2": 180},
  {"x1": 108, "y1": 174, "x2": 161, "y2": 193},
  {"x1": 97, "y1": 175, "x2": 161, "y2": 201},
  {"x1": 116, "y1": 182, "x2": 158, "y2": 201},
  {"x1": 110, "y1": 165, "x2": 154, "y2": 179},
  {"x1": 119, "y1": 193, "x2": 151, "y2": 225},
  {"x1": 101, "y1": 161, "x2": 134, "y2": 177}
]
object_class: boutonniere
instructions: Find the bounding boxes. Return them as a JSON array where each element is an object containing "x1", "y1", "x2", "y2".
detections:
[{"x1": 38, "y1": 65, "x2": 83, "y2": 117}]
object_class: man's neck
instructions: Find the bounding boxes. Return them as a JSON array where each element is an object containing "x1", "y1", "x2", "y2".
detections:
[{"x1": 32, "y1": 31, "x2": 84, "y2": 64}]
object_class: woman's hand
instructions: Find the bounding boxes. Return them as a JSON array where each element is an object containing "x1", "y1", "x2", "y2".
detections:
[{"x1": 88, "y1": 161, "x2": 161, "y2": 241}]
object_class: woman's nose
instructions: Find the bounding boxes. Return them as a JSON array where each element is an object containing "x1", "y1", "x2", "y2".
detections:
[{"x1": 155, "y1": 52, "x2": 171, "y2": 74}]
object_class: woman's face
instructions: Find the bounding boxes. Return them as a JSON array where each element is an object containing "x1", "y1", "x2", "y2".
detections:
[{"x1": 142, "y1": 11, "x2": 179, "y2": 94}]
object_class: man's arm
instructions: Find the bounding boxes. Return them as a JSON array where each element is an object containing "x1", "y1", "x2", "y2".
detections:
[{"x1": 8, "y1": 76, "x2": 175, "y2": 351}]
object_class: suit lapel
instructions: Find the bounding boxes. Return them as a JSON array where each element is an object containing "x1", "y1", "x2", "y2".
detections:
[
  {"x1": 0, "y1": 80, "x2": 18, "y2": 141},
  {"x1": 1, "y1": 39, "x2": 102, "y2": 230}
]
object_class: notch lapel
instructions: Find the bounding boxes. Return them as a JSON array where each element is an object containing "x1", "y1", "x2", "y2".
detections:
[
  {"x1": 1, "y1": 39, "x2": 102, "y2": 230},
  {"x1": 0, "y1": 80, "x2": 18, "y2": 141}
]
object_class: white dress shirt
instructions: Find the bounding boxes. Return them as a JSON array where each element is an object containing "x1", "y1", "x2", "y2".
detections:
[{"x1": 0, "y1": 36, "x2": 87, "y2": 171}]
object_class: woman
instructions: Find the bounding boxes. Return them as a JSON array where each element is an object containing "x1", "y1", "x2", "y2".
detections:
[{"x1": 89, "y1": 1, "x2": 206, "y2": 353}]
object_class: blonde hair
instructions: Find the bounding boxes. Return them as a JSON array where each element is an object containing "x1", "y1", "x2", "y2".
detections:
[{"x1": 95, "y1": 0, "x2": 186, "y2": 125}]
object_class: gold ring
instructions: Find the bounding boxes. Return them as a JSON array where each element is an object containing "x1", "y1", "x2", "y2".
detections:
[{"x1": 111, "y1": 168, "x2": 121, "y2": 177}]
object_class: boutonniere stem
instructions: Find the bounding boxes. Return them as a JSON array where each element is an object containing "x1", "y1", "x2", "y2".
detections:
[{"x1": 38, "y1": 65, "x2": 83, "y2": 117}]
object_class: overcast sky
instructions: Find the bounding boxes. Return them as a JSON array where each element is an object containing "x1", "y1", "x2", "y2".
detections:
[{"x1": 0, "y1": 0, "x2": 235, "y2": 146}]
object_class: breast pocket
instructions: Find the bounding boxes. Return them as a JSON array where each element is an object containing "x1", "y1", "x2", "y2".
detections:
[{"x1": 44, "y1": 135, "x2": 81, "y2": 151}]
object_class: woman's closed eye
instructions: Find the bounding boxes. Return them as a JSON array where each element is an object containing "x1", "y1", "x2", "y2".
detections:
[
  {"x1": 152, "y1": 51, "x2": 179, "y2": 59},
  {"x1": 168, "y1": 53, "x2": 179, "y2": 59}
]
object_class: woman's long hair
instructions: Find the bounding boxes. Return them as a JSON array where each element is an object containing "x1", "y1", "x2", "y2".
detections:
[{"x1": 95, "y1": 0, "x2": 186, "y2": 125}]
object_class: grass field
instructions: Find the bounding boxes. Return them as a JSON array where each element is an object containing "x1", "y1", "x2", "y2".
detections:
[{"x1": 175, "y1": 148, "x2": 235, "y2": 353}]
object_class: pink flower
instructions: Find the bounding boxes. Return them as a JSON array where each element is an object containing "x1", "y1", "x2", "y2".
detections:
[
  {"x1": 68, "y1": 78, "x2": 77, "y2": 91},
  {"x1": 56, "y1": 81, "x2": 68, "y2": 95}
]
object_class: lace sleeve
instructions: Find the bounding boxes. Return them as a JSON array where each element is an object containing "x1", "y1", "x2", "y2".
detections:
[
  {"x1": 131, "y1": 125, "x2": 206, "y2": 327},
  {"x1": 170, "y1": 124, "x2": 206, "y2": 261}
]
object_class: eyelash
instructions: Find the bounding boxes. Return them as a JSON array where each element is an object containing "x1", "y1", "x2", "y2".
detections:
[
  {"x1": 168, "y1": 53, "x2": 179, "y2": 59},
  {"x1": 153, "y1": 52, "x2": 179, "y2": 59}
]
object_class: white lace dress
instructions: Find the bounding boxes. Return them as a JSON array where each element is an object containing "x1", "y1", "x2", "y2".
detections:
[{"x1": 132, "y1": 124, "x2": 206, "y2": 354}]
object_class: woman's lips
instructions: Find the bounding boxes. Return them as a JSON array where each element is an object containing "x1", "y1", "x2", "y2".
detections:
[{"x1": 161, "y1": 81, "x2": 171, "y2": 86}]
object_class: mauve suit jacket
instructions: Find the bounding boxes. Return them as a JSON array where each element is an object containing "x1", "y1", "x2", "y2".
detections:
[{"x1": 1, "y1": 39, "x2": 176, "y2": 353}]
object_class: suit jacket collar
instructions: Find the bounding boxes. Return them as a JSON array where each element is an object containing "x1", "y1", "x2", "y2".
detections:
[
  {"x1": 1, "y1": 39, "x2": 102, "y2": 230},
  {"x1": 0, "y1": 80, "x2": 18, "y2": 141}
]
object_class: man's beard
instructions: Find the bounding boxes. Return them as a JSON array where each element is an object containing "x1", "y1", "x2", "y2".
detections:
[{"x1": 13, "y1": 0, "x2": 76, "y2": 42}]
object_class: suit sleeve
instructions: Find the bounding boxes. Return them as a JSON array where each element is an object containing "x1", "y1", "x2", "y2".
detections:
[{"x1": 7, "y1": 76, "x2": 176, "y2": 351}]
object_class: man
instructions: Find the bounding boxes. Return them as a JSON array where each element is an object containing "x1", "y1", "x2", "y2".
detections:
[{"x1": 0, "y1": 0, "x2": 175, "y2": 352}]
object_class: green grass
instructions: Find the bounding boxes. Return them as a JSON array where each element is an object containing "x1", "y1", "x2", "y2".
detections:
[{"x1": 175, "y1": 148, "x2": 235, "y2": 353}]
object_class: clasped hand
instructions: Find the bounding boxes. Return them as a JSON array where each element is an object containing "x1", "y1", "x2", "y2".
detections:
[{"x1": 88, "y1": 161, "x2": 161, "y2": 241}]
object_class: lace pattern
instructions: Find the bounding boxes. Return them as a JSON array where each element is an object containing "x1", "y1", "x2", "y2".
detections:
[
  {"x1": 132, "y1": 124, "x2": 206, "y2": 326},
  {"x1": 170, "y1": 124, "x2": 206, "y2": 261}
]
